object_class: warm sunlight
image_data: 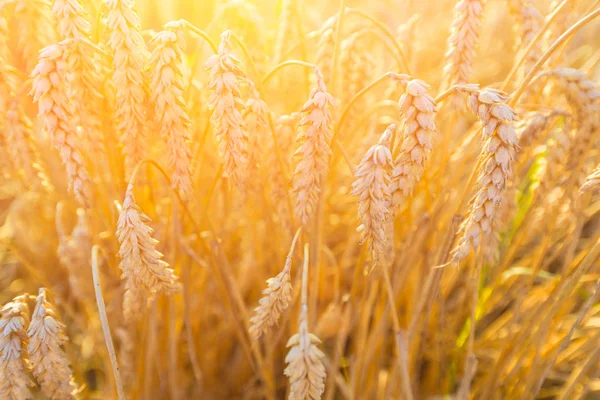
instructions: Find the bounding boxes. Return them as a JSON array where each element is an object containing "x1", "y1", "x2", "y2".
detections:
[{"x1": 1, "y1": 0, "x2": 599, "y2": 399}]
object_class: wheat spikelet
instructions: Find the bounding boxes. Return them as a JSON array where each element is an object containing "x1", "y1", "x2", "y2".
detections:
[
  {"x1": 27, "y1": 288, "x2": 76, "y2": 400},
  {"x1": 105, "y1": 0, "x2": 149, "y2": 176},
  {"x1": 149, "y1": 28, "x2": 193, "y2": 198},
  {"x1": 5, "y1": 97, "x2": 52, "y2": 190},
  {"x1": 443, "y1": 0, "x2": 484, "y2": 91},
  {"x1": 56, "y1": 207, "x2": 94, "y2": 303},
  {"x1": 292, "y1": 67, "x2": 335, "y2": 226},
  {"x1": 543, "y1": 69, "x2": 600, "y2": 176},
  {"x1": 0, "y1": 5, "x2": 10, "y2": 62},
  {"x1": 580, "y1": 165, "x2": 600, "y2": 193},
  {"x1": 205, "y1": 30, "x2": 248, "y2": 190},
  {"x1": 249, "y1": 228, "x2": 301, "y2": 339},
  {"x1": 284, "y1": 305, "x2": 326, "y2": 400},
  {"x1": 350, "y1": 124, "x2": 394, "y2": 262},
  {"x1": 31, "y1": 43, "x2": 92, "y2": 207},
  {"x1": 244, "y1": 81, "x2": 269, "y2": 188},
  {"x1": 53, "y1": 0, "x2": 106, "y2": 157},
  {"x1": 517, "y1": 110, "x2": 565, "y2": 151},
  {"x1": 116, "y1": 184, "x2": 180, "y2": 320},
  {"x1": 0, "y1": 296, "x2": 32, "y2": 400},
  {"x1": 507, "y1": 0, "x2": 543, "y2": 79},
  {"x1": 340, "y1": 29, "x2": 375, "y2": 107},
  {"x1": 452, "y1": 88, "x2": 518, "y2": 263},
  {"x1": 315, "y1": 17, "x2": 336, "y2": 87},
  {"x1": 389, "y1": 75, "x2": 438, "y2": 206},
  {"x1": 14, "y1": 0, "x2": 55, "y2": 72}
]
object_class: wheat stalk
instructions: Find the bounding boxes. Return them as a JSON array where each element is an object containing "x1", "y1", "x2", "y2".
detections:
[
  {"x1": 249, "y1": 228, "x2": 302, "y2": 339},
  {"x1": 149, "y1": 28, "x2": 193, "y2": 198},
  {"x1": 104, "y1": 0, "x2": 149, "y2": 176},
  {"x1": 31, "y1": 43, "x2": 92, "y2": 207},
  {"x1": 0, "y1": 295, "x2": 32, "y2": 400},
  {"x1": 389, "y1": 75, "x2": 438, "y2": 207},
  {"x1": 452, "y1": 88, "x2": 518, "y2": 263},
  {"x1": 205, "y1": 30, "x2": 249, "y2": 191},
  {"x1": 27, "y1": 288, "x2": 76, "y2": 400},
  {"x1": 292, "y1": 67, "x2": 335, "y2": 227},
  {"x1": 274, "y1": 0, "x2": 295, "y2": 64},
  {"x1": 443, "y1": 0, "x2": 484, "y2": 90},
  {"x1": 284, "y1": 243, "x2": 326, "y2": 400},
  {"x1": 350, "y1": 124, "x2": 394, "y2": 262},
  {"x1": 116, "y1": 184, "x2": 180, "y2": 321}
]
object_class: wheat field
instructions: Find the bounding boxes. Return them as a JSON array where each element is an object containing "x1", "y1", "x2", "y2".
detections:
[{"x1": 0, "y1": 0, "x2": 600, "y2": 398}]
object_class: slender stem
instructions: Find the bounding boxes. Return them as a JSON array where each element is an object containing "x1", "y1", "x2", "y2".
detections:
[
  {"x1": 346, "y1": 8, "x2": 411, "y2": 75},
  {"x1": 509, "y1": 7, "x2": 600, "y2": 107},
  {"x1": 91, "y1": 245, "x2": 125, "y2": 400},
  {"x1": 333, "y1": 72, "x2": 394, "y2": 147},
  {"x1": 262, "y1": 59, "x2": 316, "y2": 86},
  {"x1": 301, "y1": 243, "x2": 310, "y2": 305},
  {"x1": 381, "y1": 263, "x2": 414, "y2": 400},
  {"x1": 501, "y1": 0, "x2": 573, "y2": 91},
  {"x1": 435, "y1": 84, "x2": 477, "y2": 104},
  {"x1": 177, "y1": 20, "x2": 219, "y2": 54}
]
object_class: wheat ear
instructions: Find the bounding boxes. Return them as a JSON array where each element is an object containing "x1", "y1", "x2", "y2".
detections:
[
  {"x1": 27, "y1": 288, "x2": 76, "y2": 400},
  {"x1": 205, "y1": 30, "x2": 249, "y2": 190},
  {"x1": 292, "y1": 67, "x2": 335, "y2": 226},
  {"x1": 116, "y1": 184, "x2": 180, "y2": 321},
  {"x1": 389, "y1": 75, "x2": 438, "y2": 207},
  {"x1": 284, "y1": 243, "x2": 326, "y2": 400},
  {"x1": 53, "y1": 0, "x2": 106, "y2": 157},
  {"x1": 249, "y1": 228, "x2": 302, "y2": 339},
  {"x1": 452, "y1": 88, "x2": 518, "y2": 263},
  {"x1": 0, "y1": 295, "x2": 33, "y2": 400},
  {"x1": 351, "y1": 124, "x2": 394, "y2": 262},
  {"x1": 31, "y1": 43, "x2": 92, "y2": 207},
  {"x1": 443, "y1": 0, "x2": 484, "y2": 91},
  {"x1": 149, "y1": 28, "x2": 193, "y2": 198},
  {"x1": 244, "y1": 81, "x2": 270, "y2": 189},
  {"x1": 104, "y1": 0, "x2": 149, "y2": 176}
]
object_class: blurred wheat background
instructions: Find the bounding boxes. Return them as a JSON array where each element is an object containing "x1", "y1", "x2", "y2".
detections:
[{"x1": 1, "y1": 0, "x2": 600, "y2": 399}]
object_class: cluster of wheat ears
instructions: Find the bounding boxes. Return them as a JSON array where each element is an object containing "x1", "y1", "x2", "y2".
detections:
[{"x1": 0, "y1": 0, "x2": 600, "y2": 398}]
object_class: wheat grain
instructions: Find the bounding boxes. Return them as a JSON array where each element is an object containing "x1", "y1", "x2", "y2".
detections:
[
  {"x1": 116, "y1": 184, "x2": 180, "y2": 321},
  {"x1": 249, "y1": 228, "x2": 301, "y2": 339},
  {"x1": 27, "y1": 288, "x2": 76, "y2": 400},
  {"x1": 0, "y1": 295, "x2": 32, "y2": 400},
  {"x1": 452, "y1": 88, "x2": 518, "y2": 263},
  {"x1": 104, "y1": 0, "x2": 149, "y2": 176},
  {"x1": 205, "y1": 30, "x2": 249, "y2": 190},
  {"x1": 350, "y1": 124, "x2": 394, "y2": 263},
  {"x1": 444, "y1": 0, "x2": 484, "y2": 90},
  {"x1": 31, "y1": 43, "x2": 92, "y2": 207},
  {"x1": 284, "y1": 244, "x2": 325, "y2": 400},
  {"x1": 389, "y1": 75, "x2": 438, "y2": 207},
  {"x1": 292, "y1": 67, "x2": 335, "y2": 226},
  {"x1": 149, "y1": 28, "x2": 193, "y2": 198},
  {"x1": 580, "y1": 164, "x2": 600, "y2": 193}
]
